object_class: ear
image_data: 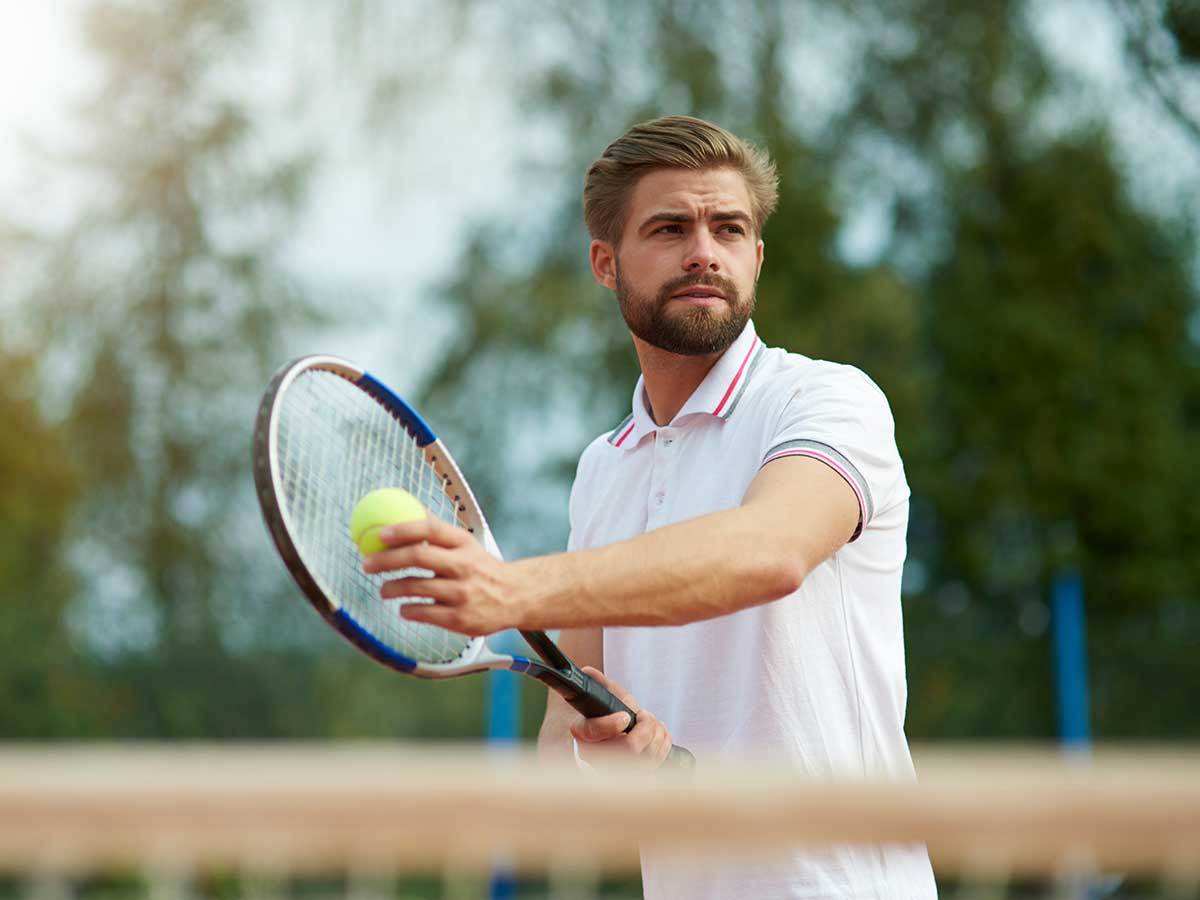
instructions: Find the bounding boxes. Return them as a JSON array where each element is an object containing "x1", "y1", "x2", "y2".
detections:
[
  {"x1": 590, "y1": 240, "x2": 618, "y2": 291},
  {"x1": 755, "y1": 239, "x2": 765, "y2": 281}
]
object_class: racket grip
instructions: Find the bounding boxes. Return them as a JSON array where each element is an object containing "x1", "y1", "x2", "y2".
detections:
[
  {"x1": 568, "y1": 670, "x2": 639, "y2": 724},
  {"x1": 572, "y1": 677, "x2": 696, "y2": 771}
]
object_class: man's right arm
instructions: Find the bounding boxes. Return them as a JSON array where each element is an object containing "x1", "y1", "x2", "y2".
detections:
[{"x1": 536, "y1": 626, "x2": 603, "y2": 760}]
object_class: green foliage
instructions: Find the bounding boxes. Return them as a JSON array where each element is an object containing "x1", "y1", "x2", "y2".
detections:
[
  {"x1": 1167, "y1": 0, "x2": 1200, "y2": 62},
  {"x1": 0, "y1": 0, "x2": 334, "y2": 738},
  {"x1": 416, "y1": 0, "x2": 1200, "y2": 740},
  {"x1": 0, "y1": 0, "x2": 1196, "y2": 744},
  {"x1": 924, "y1": 133, "x2": 1200, "y2": 611},
  {"x1": 0, "y1": 352, "x2": 98, "y2": 735}
]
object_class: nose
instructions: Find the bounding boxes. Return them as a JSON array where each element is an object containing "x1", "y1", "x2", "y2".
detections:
[{"x1": 683, "y1": 230, "x2": 720, "y2": 273}]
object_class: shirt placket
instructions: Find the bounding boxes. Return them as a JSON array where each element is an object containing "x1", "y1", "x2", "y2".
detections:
[{"x1": 646, "y1": 427, "x2": 678, "y2": 530}]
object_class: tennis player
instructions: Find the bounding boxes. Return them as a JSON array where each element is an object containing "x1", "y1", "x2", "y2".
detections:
[{"x1": 373, "y1": 115, "x2": 936, "y2": 898}]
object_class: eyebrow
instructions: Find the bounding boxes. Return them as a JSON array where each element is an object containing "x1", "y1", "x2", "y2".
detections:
[{"x1": 639, "y1": 210, "x2": 753, "y2": 231}]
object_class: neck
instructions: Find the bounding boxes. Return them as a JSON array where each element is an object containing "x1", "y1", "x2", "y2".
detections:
[{"x1": 632, "y1": 335, "x2": 724, "y2": 426}]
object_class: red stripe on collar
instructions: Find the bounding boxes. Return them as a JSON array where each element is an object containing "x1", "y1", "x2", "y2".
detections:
[
  {"x1": 711, "y1": 338, "x2": 760, "y2": 417},
  {"x1": 613, "y1": 420, "x2": 637, "y2": 447}
]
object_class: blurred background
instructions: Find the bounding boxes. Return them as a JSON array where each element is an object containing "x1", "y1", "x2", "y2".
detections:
[{"x1": 1, "y1": 0, "x2": 1198, "y2": 751}]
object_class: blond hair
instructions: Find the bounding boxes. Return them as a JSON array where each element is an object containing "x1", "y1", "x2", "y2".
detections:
[{"x1": 583, "y1": 115, "x2": 779, "y2": 245}]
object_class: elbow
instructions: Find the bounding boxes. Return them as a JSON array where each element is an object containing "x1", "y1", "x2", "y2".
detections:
[{"x1": 771, "y1": 556, "x2": 810, "y2": 599}]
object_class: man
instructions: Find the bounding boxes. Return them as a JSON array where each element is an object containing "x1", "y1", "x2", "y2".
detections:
[{"x1": 366, "y1": 116, "x2": 936, "y2": 898}]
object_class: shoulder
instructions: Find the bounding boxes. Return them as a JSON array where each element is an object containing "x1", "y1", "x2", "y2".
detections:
[
  {"x1": 574, "y1": 430, "x2": 616, "y2": 481},
  {"x1": 566, "y1": 428, "x2": 625, "y2": 535},
  {"x1": 751, "y1": 345, "x2": 895, "y2": 423},
  {"x1": 569, "y1": 424, "x2": 626, "y2": 498}
]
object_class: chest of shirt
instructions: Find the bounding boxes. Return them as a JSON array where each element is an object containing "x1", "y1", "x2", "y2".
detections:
[{"x1": 577, "y1": 408, "x2": 777, "y2": 548}]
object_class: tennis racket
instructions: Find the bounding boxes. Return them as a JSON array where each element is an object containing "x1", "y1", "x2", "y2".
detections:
[{"x1": 252, "y1": 355, "x2": 694, "y2": 768}]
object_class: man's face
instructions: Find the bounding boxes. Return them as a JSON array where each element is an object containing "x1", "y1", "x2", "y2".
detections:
[{"x1": 591, "y1": 166, "x2": 765, "y2": 356}]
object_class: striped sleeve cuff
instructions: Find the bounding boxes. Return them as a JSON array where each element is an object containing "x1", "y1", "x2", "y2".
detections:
[{"x1": 761, "y1": 439, "x2": 873, "y2": 541}]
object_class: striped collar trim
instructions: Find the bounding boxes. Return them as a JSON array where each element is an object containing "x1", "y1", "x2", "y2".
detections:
[
  {"x1": 712, "y1": 336, "x2": 764, "y2": 420},
  {"x1": 606, "y1": 320, "x2": 765, "y2": 449},
  {"x1": 607, "y1": 413, "x2": 636, "y2": 447}
]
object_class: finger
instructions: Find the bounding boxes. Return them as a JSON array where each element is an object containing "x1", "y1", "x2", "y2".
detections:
[
  {"x1": 646, "y1": 728, "x2": 672, "y2": 766},
  {"x1": 380, "y1": 577, "x2": 463, "y2": 605},
  {"x1": 622, "y1": 714, "x2": 662, "y2": 755},
  {"x1": 569, "y1": 710, "x2": 633, "y2": 743},
  {"x1": 378, "y1": 517, "x2": 470, "y2": 550},
  {"x1": 364, "y1": 543, "x2": 465, "y2": 577},
  {"x1": 579, "y1": 666, "x2": 639, "y2": 710},
  {"x1": 398, "y1": 601, "x2": 471, "y2": 634}
]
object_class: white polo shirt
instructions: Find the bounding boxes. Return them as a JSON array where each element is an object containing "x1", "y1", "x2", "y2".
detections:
[{"x1": 567, "y1": 320, "x2": 936, "y2": 900}]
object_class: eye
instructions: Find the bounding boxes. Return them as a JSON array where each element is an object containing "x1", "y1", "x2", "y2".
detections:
[
  {"x1": 717, "y1": 223, "x2": 746, "y2": 235},
  {"x1": 654, "y1": 224, "x2": 683, "y2": 235}
]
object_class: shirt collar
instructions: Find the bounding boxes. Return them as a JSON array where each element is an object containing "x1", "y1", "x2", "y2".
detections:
[{"x1": 607, "y1": 319, "x2": 765, "y2": 450}]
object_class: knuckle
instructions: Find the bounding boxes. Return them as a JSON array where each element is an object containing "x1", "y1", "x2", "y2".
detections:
[{"x1": 440, "y1": 583, "x2": 465, "y2": 605}]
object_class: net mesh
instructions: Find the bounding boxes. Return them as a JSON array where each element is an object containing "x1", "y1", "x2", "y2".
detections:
[{"x1": 272, "y1": 369, "x2": 473, "y2": 665}]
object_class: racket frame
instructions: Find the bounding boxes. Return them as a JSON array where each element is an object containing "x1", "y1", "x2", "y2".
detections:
[
  {"x1": 254, "y1": 355, "x2": 695, "y2": 767},
  {"x1": 253, "y1": 357, "x2": 628, "y2": 693}
]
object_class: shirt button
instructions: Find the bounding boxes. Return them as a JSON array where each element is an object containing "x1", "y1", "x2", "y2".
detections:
[{"x1": 654, "y1": 492, "x2": 665, "y2": 505}]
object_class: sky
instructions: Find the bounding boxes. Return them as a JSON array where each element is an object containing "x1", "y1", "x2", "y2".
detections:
[
  {"x1": 0, "y1": 4, "x2": 89, "y2": 197},
  {"x1": 0, "y1": 1, "x2": 529, "y2": 396}
]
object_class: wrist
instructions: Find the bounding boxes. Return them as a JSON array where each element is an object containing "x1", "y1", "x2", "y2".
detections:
[{"x1": 510, "y1": 552, "x2": 576, "y2": 629}]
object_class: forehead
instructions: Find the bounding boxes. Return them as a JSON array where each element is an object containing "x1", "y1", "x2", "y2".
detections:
[{"x1": 625, "y1": 167, "x2": 752, "y2": 221}]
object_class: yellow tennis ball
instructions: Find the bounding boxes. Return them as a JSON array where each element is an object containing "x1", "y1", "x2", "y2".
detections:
[{"x1": 349, "y1": 488, "x2": 427, "y2": 556}]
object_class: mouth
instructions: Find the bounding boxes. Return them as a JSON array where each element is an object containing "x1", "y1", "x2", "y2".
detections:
[{"x1": 670, "y1": 286, "x2": 727, "y2": 302}]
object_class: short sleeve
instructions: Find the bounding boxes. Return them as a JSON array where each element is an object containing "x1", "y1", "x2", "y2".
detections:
[{"x1": 760, "y1": 364, "x2": 905, "y2": 541}]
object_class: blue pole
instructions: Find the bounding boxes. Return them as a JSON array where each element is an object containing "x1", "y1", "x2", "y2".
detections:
[
  {"x1": 1051, "y1": 571, "x2": 1091, "y2": 748},
  {"x1": 487, "y1": 667, "x2": 520, "y2": 742},
  {"x1": 487, "y1": 632, "x2": 521, "y2": 898}
]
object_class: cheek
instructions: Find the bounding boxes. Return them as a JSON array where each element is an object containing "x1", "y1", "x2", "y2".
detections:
[{"x1": 623, "y1": 249, "x2": 674, "y2": 284}]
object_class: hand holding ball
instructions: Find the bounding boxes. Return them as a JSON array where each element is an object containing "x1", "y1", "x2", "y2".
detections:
[{"x1": 350, "y1": 488, "x2": 427, "y2": 556}]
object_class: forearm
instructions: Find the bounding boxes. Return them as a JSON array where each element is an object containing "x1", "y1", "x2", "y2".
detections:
[
  {"x1": 537, "y1": 698, "x2": 578, "y2": 760},
  {"x1": 514, "y1": 505, "x2": 808, "y2": 630}
]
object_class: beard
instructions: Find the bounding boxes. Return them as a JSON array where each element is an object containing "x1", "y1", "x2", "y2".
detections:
[{"x1": 615, "y1": 265, "x2": 755, "y2": 357}]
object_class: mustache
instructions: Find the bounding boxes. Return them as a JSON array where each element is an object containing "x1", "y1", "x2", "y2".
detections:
[{"x1": 657, "y1": 272, "x2": 739, "y2": 300}]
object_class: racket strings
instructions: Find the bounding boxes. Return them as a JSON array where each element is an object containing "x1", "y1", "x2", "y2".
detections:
[{"x1": 274, "y1": 370, "x2": 472, "y2": 665}]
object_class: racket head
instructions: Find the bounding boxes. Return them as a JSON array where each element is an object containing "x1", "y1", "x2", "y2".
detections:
[{"x1": 253, "y1": 355, "x2": 509, "y2": 678}]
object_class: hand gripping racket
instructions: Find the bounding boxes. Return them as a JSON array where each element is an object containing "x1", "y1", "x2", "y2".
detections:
[{"x1": 253, "y1": 355, "x2": 694, "y2": 768}]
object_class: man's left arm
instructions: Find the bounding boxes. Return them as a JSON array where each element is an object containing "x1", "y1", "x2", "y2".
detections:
[{"x1": 364, "y1": 454, "x2": 859, "y2": 634}]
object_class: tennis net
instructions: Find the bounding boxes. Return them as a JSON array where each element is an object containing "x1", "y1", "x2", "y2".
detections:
[{"x1": 0, "y1": 743, "x2": 1197, "y2": 899}]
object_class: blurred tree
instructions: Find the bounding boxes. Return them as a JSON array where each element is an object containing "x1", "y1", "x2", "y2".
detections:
[
  {"x1": 846, "y1": 0, "x2": 1200, "y2": 736},
  {"x1": 2, "y1": 0, "x2": 1193, "y2": 745},
  {"x1": 928, "y1": 134, "x2": 1200, "y2": 612},
  {"x1": 0, "y1": 0, "x2": 500, "y2": 740},
  {"x1": 417, "y1": 1, "x2": 929, "y2": 562},
  {"x1": 0, "y1": 0, "x2": 316, "y2": 736},
  {"x1": 401, "y1": 0, "x2": 1200, "y2": 739},
  {"x1": 0, "y1": 350, "x2": 100, "y2": 735},
  {"x1": 1113, "y1": 0, "x2": 1200, "y2": 146}
]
